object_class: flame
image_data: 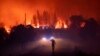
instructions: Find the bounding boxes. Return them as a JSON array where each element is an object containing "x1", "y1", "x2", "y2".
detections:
[
  {"x1": 55, "y1": 17, "x2": 68, "y2": 29},
  {"x1": 27, "y1": 21, "x2": 31, "y2": 25},
  {"x1": 64, "y1": 23, "x2": 68, "y2": 28},
  {"x1": 3, "y1": 12, "x2": 69, "y2": 33},
  {"x1": 4, "y1": 18, "x2": 68, "y2": 33},
  {"x1": 4, "y1": 26, "x2": 11, "y2": 33},
  {"x1": 31, "y1": 18, "x2": 68, "y2": 29},
  {"x1": 31, "y1": 21, "x2": 40, "y2": 28}
]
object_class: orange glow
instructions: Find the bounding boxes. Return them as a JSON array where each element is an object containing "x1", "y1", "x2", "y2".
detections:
[
  {"x1": 30, "y1": 16, "x2": 68, "y2": 29},
  {"x1": 55, "y1": 17, "x2": 68, "y2": 29},
  {"x1": 4, "y1": 26, "x2": 11, "y2": 33},
  {"x1": 3, "y1": 15, "x2": 69, "y2": 33},
  {"x1": 27, "y1": 21, "x2": 31, "y2": 25},
  {"x1": 0, "y1": 0, "x2": 98, "y2": 32}
]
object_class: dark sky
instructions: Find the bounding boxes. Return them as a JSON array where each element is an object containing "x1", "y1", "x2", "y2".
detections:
[{"x1": 0, "y1": 0, "x2": 100, "y2": 26}]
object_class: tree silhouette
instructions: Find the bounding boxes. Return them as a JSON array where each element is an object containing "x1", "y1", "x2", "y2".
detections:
[
  {"x1": 69, "y1": 15, "x2": 84, "y2": 29},
  {"x1": 80, "y1": 18, "x2": 98, "y2": 38},
  {"x1": 69, "y1": 15, "x2": 84, "y2": 37},
  {"x1": 0, "y1": 27, "x2": 8, "y2": 44},
  {"x1": 9, "y1": 24, "x2": 36, "y2": 44}
]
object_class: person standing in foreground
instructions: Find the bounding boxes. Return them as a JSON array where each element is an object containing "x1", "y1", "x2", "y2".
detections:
[{"x1": 51, "y1": 39, "x2": 56, "y2": 56}]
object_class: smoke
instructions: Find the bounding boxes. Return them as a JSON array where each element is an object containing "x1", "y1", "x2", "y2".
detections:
[{"x1": 0, "y1": 0, "x2": 100, "y2": 27}]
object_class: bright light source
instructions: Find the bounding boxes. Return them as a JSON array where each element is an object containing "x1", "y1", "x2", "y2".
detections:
[
  {"x1": 50, "y1": 36, "x2": 55, "y2": 40},
  {"x1": 42, "y1": 37, "x2": 47, "y2": 41}
]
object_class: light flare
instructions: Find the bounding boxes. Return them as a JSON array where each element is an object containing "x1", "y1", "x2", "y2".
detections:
[{"x1": 42, "y1": 37, "x2": 48, "y2": 41}]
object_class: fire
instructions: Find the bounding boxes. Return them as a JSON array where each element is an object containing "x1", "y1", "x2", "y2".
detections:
[
  {"x1": 31, "y1": 18, "x2": 68, "y2": 29},
  {"x1": 4, "y1": 18, "x2": 68, "y2": 33},
  {"x1": 29, "y1": 12, "x2": 68, "y2": 29},
  {"x1": 32, "y1": 21, "x2": 40, "y2": 28},
  {"x1": 64, "y1": 23, "x2": 68, "y2": 28},
  {"x1": 3, "y1": 11, "x2": 69, "y2": 33},
  {"x1": 55, "y1": 17, "x2": 68, "y2": 29},
  {"x1": 27, "y1": 21, "x2": 31, "y2": 25},
  {"x1": 4, "y1": 26, "x2": 11, "y2": 33}
]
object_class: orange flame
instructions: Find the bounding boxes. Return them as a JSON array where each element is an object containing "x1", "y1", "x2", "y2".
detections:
[
  {"x1": 4, "y1": 19, "x2": 68, "y2": 33},
  {"x1": 4, "y1": 26, "x2": 11, "y2": 33},
  {"x1": 3, "y1": 13, "x2": 69, "y2": 33},
  {"x1": 55, "y1": 17, "x2": 68, "y2": 29}
]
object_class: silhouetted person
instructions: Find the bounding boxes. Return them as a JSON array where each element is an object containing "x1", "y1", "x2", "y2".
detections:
[{"x1": 51, "y1": 39, "x2": 56, "y2": 56}]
